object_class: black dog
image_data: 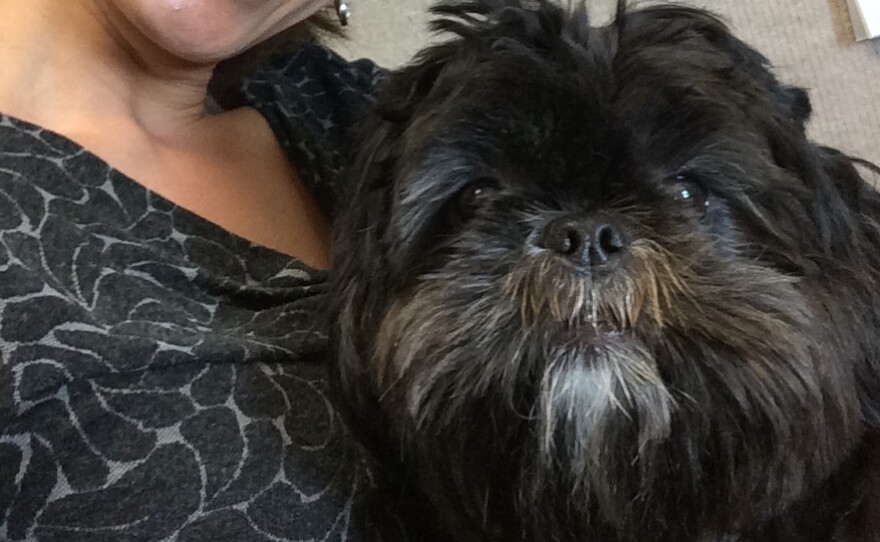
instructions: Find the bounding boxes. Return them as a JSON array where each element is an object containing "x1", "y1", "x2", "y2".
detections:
[{"x1": 329, "y1": 1, "x2": 880, "y2": 540}]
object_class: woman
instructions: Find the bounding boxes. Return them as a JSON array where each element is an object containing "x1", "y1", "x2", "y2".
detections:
[{"x1": 0, "y1": 1, "x2": 382, "y2": 540}]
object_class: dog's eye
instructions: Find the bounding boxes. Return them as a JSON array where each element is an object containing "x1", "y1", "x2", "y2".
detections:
[
  {"x1": 455, "y1": 177, "x2": 501, "y2": 215},
  {"x1": 670, "y1": 173, "x2": 709, "y2": 215}
]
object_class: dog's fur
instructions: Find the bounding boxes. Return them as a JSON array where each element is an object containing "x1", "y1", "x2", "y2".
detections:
[{"x1": 329, "y1": 2, "x2": 880, "y2": 540}]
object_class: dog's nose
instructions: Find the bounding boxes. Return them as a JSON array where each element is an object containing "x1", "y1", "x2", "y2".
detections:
[{"x1": 538, "y1": 213, "x2": 627, "y2": 268}]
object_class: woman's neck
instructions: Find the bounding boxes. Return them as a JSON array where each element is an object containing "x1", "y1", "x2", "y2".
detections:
[{"x1": 0, "y1": 0, "x2": 215, "y2": 140}]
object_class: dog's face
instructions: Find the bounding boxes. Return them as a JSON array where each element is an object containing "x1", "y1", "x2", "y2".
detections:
[{"x1": 332, "y1": 2, "x2": 880, "y2": 540}]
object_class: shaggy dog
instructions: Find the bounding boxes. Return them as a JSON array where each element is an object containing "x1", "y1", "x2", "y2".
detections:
[{"x1": 329, "y1": 1, "x2": 880, "y2": 540}]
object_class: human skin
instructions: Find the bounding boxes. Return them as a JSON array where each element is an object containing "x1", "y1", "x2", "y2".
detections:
[{"x1": 0, "y1": 0, "x2": 336, "y2": 267}]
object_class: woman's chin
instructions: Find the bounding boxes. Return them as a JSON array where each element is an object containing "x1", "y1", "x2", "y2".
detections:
[{"x1": 109, "y1": 0, "x2": 314, "y2": 65}]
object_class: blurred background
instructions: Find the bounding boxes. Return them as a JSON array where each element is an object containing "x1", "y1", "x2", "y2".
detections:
[{"x1": 329, "y1": 0, "x2": 880, "y2": 166}]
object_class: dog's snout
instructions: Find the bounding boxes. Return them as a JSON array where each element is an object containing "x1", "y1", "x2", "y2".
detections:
[{"x1": 538, "y1": 214, "x2": 627, "y2": 268}]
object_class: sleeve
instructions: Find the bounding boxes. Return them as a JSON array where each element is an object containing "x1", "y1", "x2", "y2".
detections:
[{"x1": 234, "y1": 43, "x2": 388, "y2": 220}]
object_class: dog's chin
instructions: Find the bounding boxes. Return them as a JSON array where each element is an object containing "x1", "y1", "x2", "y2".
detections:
[{"x1": 535, "y1": 335, "x2": 677, "y2": 487}]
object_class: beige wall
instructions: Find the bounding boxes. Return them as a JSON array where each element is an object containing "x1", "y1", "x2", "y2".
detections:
[{"x1": 329, "y1": 0, "x2": 880, "y2": 167}]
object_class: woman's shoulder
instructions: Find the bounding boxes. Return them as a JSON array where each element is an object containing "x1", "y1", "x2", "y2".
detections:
[
  {"x1": 233, "y1": 43, "x2": 387, "y2": 218},
  {"x1": 245, "y1": 41, "x2": 386, "y2": 94},
  {"x1": 239, "y1": 43, "x2": 385, "y2": 144}
]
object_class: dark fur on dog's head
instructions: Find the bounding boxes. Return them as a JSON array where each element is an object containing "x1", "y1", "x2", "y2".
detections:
[{"x1": 330, "y1": 1, "x2": 880, "y2": 540}]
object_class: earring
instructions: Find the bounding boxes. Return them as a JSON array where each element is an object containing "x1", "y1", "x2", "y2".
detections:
[{"x1": 335, "y1": 0, "x2": 350, "y2": 26}]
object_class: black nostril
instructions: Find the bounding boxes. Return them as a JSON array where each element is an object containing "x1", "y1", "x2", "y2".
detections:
[
  {"x1": 597, "y1": 224, "x2": 624, "y2": 255},
  {"x1": 562, "y1": 229, "x2": 581, "y2": 256},
  {"x1": 540, "y1": 221, "x2": 584, "y2": 256},
  {"x1": 589, "y1": 223, "x2": 625, "y2": 265}
]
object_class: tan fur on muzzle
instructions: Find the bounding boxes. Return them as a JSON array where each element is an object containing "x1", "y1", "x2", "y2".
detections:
[{"x1": 504, "y1": 239, "x2": 695, "y2": 330}]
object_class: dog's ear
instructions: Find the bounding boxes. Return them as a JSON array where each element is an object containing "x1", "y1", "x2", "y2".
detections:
[
  {"x1": 329, "y1": 114, "x2": 398, "y2": 451},
  {"x1": 817, "y1": 150, "x2": 880, "y2": 429},
  {"x1": 762, "y1": 111, "x2": 880, "y2": 430},
  {"x1": 330, "y1": 77, "x2": 456, "y2": 539},
  {"x1": 330, "y1": 5, "x2": 481, "y2": 421},
  {"x1": 773, "y1": 85, "x2": 812, "y2": 129},
  {"x1": 775, "y1": 142, "x2": 880, "y2": 429}
]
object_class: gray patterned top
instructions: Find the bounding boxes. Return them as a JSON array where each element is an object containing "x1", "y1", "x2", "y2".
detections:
[{"x1": 0, "y1": 44, "x2": 383, "y2": 542}]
